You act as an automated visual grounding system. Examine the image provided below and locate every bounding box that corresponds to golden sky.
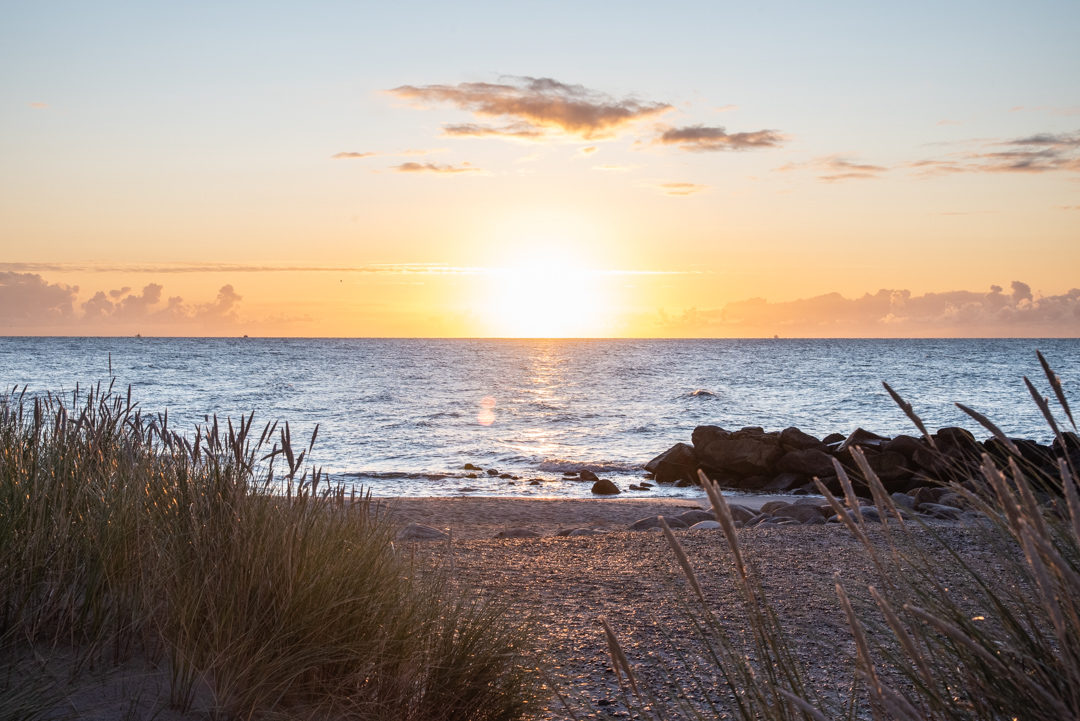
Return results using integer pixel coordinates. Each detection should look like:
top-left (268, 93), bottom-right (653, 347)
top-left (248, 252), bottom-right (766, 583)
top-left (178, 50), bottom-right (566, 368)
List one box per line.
top-left (1, 2), bottom-right (1078, 337)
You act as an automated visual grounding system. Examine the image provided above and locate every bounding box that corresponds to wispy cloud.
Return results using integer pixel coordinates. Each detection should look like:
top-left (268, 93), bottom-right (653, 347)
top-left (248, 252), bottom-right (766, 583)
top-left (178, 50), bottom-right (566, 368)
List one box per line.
top-left (28, 102), bottom-right (48, 109)
top-left (441, 122), bottom-right (544, 139)
top-left (392, 161), bottom-right (483, 174)
top-left (332, 151), bottom-right (377, 159)
top-left (389, 76), bottom-right (671, 140)
top-left (912, 131), bottom-right (1080, 175)
top-left (654, 125), bottom-right (784, 152)
top-left (592, 163), bottom-right (635, 172)
top-left (778, 155), bottom-right (888, 182)
top-left (655, 281), bottom-right (1080, 337)
top-left (655, 181), bottom-right (708, 196)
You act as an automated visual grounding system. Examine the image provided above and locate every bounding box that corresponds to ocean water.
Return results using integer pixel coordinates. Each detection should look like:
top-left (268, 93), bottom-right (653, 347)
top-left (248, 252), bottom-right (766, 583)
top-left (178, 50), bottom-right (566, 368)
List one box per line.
top-left (1, 338), bottom-right (1076, 498)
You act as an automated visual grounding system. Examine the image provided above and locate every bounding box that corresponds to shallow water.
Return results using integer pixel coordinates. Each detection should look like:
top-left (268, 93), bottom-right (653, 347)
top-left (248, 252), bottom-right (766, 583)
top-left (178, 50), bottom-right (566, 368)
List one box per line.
top-left (1, 337), bottom-right (1076, 498)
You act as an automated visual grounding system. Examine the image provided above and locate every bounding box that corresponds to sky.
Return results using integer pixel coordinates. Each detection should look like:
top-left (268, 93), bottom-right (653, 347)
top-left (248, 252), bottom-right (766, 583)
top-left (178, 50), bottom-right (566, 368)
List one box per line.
top-left (1, 0), bottom-right (1078, 337)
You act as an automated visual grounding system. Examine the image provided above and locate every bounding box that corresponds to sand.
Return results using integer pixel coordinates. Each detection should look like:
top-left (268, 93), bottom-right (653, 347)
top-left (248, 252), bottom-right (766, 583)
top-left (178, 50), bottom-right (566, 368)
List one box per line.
top-left (387, 495), bottom-right (1002, 720)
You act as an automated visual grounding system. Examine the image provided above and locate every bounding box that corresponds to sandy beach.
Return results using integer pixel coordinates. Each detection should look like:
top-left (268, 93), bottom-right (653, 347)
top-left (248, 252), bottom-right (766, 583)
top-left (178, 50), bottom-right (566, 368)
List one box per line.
top-left (385, 495), bottom-right (998, 720)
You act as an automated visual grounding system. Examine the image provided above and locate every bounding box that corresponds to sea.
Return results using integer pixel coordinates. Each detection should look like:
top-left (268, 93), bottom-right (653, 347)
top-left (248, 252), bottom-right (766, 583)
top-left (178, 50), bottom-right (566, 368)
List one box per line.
top-left (1, 338), bottom-right (1076, 498)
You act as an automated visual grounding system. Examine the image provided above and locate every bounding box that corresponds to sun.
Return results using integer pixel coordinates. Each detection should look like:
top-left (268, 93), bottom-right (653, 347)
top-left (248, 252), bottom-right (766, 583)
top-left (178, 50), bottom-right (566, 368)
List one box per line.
top-left (480, 250), bottom-right (612, 338)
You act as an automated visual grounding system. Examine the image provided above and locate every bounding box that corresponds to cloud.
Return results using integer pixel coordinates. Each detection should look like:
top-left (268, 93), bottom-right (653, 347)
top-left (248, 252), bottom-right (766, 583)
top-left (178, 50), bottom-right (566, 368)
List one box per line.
top-left (332, 151), bottom-right (377, 159)
top-left (389, 76), bottom-right (671, 140)
top-left (655, 181), bottom-right (708, 196)
top-left (653, 282), bottom-right (1080, 337)
top-left (912, 131), bottom-right (1080, 175)
top-left (778, 155), bottom-right (888, 182)
top-left (580, 146), bottom-right (598, 156)
top-left (593, 164), bottom-right (634, 172)
top-left (0, 262), bottom-right (498, 275)
top-left (441, 122), bottom-right (544, 139)
top-left (28, 102), bottom-right (48, 109)
top-left (0, 273), bottom-right (248, 333)
top-left (0, 272), bottom-right (78, 324)
top-left (655, 125), bottom-right (784, 152)
top-left (392, 161), bottom-right (482, 174)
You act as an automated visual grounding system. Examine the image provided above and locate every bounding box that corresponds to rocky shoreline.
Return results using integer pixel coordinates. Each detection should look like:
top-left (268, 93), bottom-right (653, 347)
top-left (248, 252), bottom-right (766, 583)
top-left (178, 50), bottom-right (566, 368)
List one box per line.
top-left (645, 423), bottom-right (1079, 497)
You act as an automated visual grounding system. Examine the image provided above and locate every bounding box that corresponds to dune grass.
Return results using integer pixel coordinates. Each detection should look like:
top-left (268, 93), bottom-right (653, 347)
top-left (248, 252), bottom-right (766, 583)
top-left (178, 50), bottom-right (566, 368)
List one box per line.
top-left (608, 350), bottom-right (1080, 720)
top-left (0, 383), bottom-right (544, 720)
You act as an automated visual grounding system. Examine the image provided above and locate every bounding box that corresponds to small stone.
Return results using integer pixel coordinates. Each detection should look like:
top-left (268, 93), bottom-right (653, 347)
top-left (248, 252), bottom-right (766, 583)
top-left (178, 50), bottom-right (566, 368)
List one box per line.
top-left (486, 468), bottom-right (500, 476)
top-left (529, 479), bottom-right (541, 485)
top-left (498, 473), bottom-right (513, 479)
top-left (463, 463), bottom-right (482, 471)
top-left (495, 528), bottom-right (541, 539)
top-left (591, 478), bottom-right (620, 495)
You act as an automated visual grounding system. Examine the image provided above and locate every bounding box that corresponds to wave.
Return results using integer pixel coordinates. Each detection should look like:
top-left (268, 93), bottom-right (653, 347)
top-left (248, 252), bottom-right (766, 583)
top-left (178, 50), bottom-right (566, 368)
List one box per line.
top-left (684, 389), bottom-right (717, 398)
top-left (536, 458), bottom-right (643, 473)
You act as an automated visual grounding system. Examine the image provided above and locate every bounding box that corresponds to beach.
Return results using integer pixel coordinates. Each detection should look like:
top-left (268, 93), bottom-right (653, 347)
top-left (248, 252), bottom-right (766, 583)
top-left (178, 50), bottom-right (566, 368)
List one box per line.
top-left (388, 496), bottom-right (998, 719)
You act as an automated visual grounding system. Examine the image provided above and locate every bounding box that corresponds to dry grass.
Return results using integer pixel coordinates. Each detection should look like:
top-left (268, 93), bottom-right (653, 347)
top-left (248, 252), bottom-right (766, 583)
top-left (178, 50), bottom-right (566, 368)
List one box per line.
top-left (610, 350), bottom-right (1080, 720)
top-left (0, 383), bottom-right (544, 720)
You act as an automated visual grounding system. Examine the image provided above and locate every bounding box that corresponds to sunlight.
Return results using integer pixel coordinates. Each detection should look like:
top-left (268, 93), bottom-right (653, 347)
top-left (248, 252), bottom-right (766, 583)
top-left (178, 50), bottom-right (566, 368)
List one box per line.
top-left (481, 249), bottom-right (611, 338)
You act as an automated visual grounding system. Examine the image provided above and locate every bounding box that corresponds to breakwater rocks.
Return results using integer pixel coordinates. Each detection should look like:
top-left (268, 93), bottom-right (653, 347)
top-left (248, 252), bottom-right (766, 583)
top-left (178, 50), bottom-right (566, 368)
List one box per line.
top-left (646, 425), bottom-right (1080, 497)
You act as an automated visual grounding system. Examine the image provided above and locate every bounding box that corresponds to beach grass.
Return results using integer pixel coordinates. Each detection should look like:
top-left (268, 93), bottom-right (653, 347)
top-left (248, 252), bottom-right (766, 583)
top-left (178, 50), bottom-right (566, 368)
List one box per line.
top-left (0, 383), bottom-right (544, 720)
top-left (608, 350), bottom-right (1080, 720)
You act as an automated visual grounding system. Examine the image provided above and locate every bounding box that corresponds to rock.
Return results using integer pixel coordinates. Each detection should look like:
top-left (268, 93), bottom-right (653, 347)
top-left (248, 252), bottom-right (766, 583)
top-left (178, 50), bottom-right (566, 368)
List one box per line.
top-left (697, 435), bottom-right (783, 477)
top-left (495, 528), bottom-right (541, 539)
top-left (935, 427), bottom-right (980, 457)
top-left (839, 428), bottom-right (890, 452)
top-left (562, 471), bottom-right (578, 477)
top-left (644, 442), bottom-right (699, 485)
top-left (689, 520), bottom-right (723, 531)
top-left (691, 425), bottom-right (730, 451)
top-left (822, 432), bottom-right (846, 446)
top-left (639, 482), bottom-right (654, 489)
top-left (568, 528), bottom-right (605, 536)
top-left (499, 473), bottom-right (513, 479)
top-left (529, 479), bottom-right (541, 485)
top-left (866, 451), bottom-right (910, 482)
top-left (463, 463), bottom-right (482, 471)
top-left (726, 504), bottom-right (758, 523)
top-left (911, 486), bottom-right (947, 508)
top-left (771, 504), bottom-right (826, 524)
top-left (627, 484), bottom-right (646, 491)
top-left (919, 502), bottom-right (962, 520)
top-left (578, 469), bottom-right (600, 482)
top-left (883, 435), bottom-right (925, 459)
top-left (677, 509), bottom-right (715, 525)
top-left (760, 501), bottom-right (792, 515)
top-left (465, 473), bottom-right (478, 479)
top-left (591, 478), bottom-right (620, 495)
top-left (936, 492), bottom-right (967, 509)
top-left (737, 474), bottom-right (772, 490)
top-left (486, 468), bottom-right (500, 476)
top-left (397, 523), bottom-right (449, 541)
top-left (891, 492), bottom-right (916, 510)
top-left (776, 448), bottom-right (836, 478)
top-left (675, 478), bottom-right (694, 488)
top-left (780, 426), bottom-right (825, 451)
top-left (628, 515), bottom-right (688, 531)
top-left (763, 472), bottom-right (805, 492)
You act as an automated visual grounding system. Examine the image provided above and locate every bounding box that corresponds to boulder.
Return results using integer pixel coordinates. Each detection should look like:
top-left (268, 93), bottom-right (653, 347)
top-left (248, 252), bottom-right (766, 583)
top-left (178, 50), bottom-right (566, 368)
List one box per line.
top-left (463, 463), bottom-right (482, 471)
top-left (495, 528), bottom-right (541, 539)
top-left (760, 501), bottom-right (793, 515)
top-left (486, 468), bottom-right (500, 476)
top-left (644, 442), bottom-right (699, 485)
top-left (726, 504), bottom-right (758, 523)
top-left (866, 451), bottom-right (910, 481)
top-left (697, 436), bottom-right (783, 477)
top-left (822, 432), bottom-right (846, 446)
top-left (771, 504), bottom-right (826, 524)
top-left (780, 426), bottom-right (826, 451)
top-left (891, 492), bottom-right (916, 510)
top-left (628, 515), bottom-right (688, 531)
top-left (397, 523), bottom-right (449, 541)
top-left (677, 509), bottom-right (715, 525)
top-left (919, 502), bottom-right (962, 520)
top-left (763, 472), bottom-right (805, 492)
top-left (692, 425), bottom-right (730, 451)
top-left (736, 474), bottom-right (773, 490)
top-left (578, 469), bottom-right (600, 482)
top-left (688, 520), bottom-right (723, 531)
top-left (776, 448), bottom-right (836, 478)
top-left (839, 428), bottom-right (891, 452)
top-left (591, 478), bottom-right (620, 495)
top-left (911, 485), bottom-right (947, 508)
top-left (883, 434), bottom-right (925, 459)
